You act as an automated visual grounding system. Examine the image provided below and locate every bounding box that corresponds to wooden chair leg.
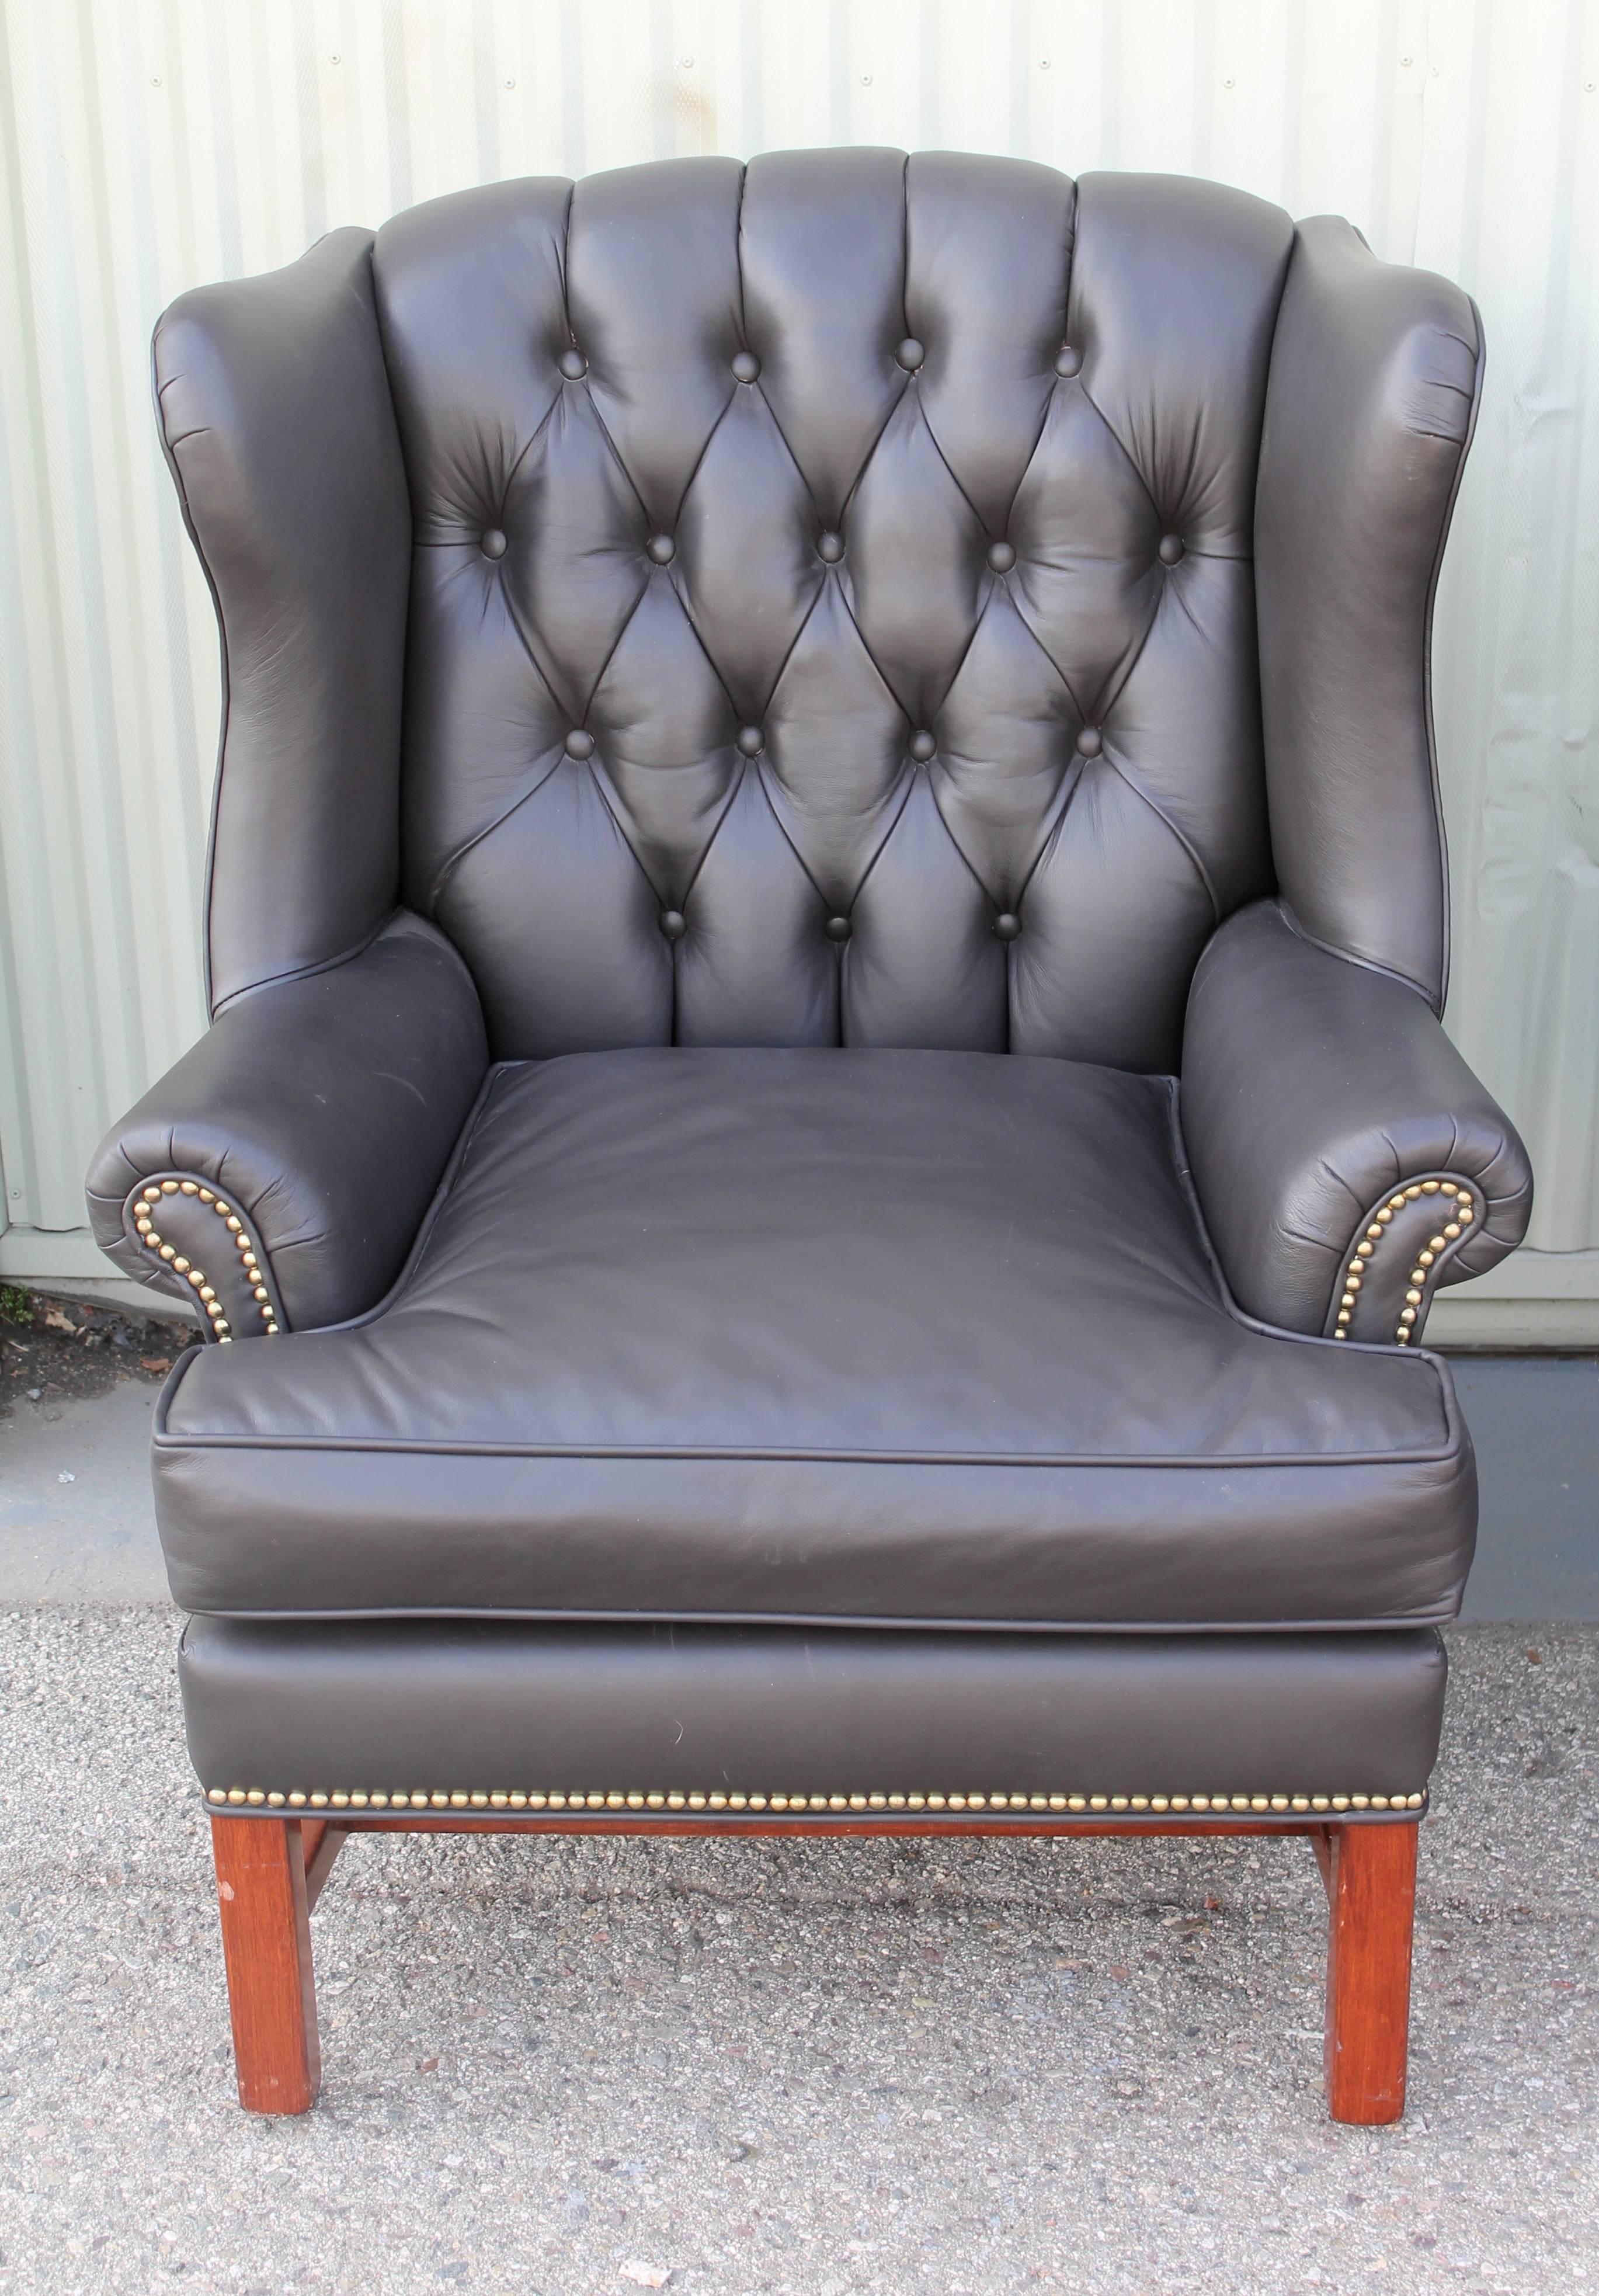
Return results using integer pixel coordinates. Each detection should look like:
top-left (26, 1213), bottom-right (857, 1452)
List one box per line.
top-left (1323, 1820), bottom-right (1417, 2124)
top-left (210, 1816), bottom-right (321, 2113)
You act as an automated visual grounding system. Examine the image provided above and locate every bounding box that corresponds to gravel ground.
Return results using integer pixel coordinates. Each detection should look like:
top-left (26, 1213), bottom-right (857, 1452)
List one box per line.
top-left (0, 1610), bottom-right (1593, 2295)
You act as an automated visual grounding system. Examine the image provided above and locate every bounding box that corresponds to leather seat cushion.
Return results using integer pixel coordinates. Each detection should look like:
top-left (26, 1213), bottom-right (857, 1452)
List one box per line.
top-left (154, 1047), bottom-right (1473, 1627)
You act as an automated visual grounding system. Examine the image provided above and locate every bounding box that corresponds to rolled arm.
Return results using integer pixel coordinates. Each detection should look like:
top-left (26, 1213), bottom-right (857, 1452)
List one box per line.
top-left (1181, 902), bottom-right (1532, 1345)
top-left (86, 914), bottom-right (488, 1340)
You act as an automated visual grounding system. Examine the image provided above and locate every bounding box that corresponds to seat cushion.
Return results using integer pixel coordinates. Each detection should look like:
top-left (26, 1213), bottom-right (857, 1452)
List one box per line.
top-left (154, 1047), bottom-right (1474, 1627)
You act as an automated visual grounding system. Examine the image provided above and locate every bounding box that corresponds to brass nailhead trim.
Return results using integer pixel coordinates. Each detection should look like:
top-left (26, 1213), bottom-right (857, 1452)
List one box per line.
top-left (208, 1782), bottom-right (1427, 1815)
top-left (134, 1182), bottom-right (279, 1340)
top-left (1333, 1182), bottom-right (1475, 1345)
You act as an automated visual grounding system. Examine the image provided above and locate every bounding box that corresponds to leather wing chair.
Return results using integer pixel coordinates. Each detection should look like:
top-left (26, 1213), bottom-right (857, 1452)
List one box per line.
top-left (88, 150), bottom-right (1532, 2124)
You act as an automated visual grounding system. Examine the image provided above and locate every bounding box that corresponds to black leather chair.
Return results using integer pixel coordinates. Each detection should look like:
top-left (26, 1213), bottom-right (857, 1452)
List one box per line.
top-left (89, 150), bottom-right (1532, 2123)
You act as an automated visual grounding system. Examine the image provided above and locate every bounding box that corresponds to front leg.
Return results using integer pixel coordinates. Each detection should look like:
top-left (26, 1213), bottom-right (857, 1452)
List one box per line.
top-left (1322, 1821), bottom-right (1418, 2124)
top-left (210, 1816), bottom-right (321, 2113)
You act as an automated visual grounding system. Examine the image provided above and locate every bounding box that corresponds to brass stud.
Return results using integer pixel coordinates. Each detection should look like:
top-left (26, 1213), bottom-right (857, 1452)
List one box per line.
top-left (161, 1180), bottom-right (179, 1194)
top-left (330, 1791), bottom-right (349, 1809)
top-left (1089, 1794), bottom-right (1108, 1811)
top-left (1419, 1250), bottom-right (1435, 1267)
top-left (888, 1794), bottom-right (906, 1809)
top-left (1311, 1795), bottom-right (1330, 1811)
top-left (1067, 1794), bottom-right (1087, 1811)
top-left (1290, 1795), bottom-right (1309, 1811)
top-left (287, 1791), bottom-right (306, 1807)
top-left (159, 1244), bottom-right (176, 1260)
top-left (1388, 1194), bottom-right (1407, 1211)
top-left (1170, 1795), bottom-right (1190, 1811)
top-left (870, 1793), bottom-right (888, 1809)
top-left (667, 1792), bottom-right (686, 1809)
top-left (1270, 1795), bottom-right (1289, 1811)
top-left (310, 1792), bottom-right (329, 1808)
top-left (1351, 1794), bottom-right (1371, 1810)
top-left (225, 1214), bottom-right (241, 1231)
top-left (731, 1794), bottom-right (748, 1809)
top-left (1357, 1241), bottom-right (1374, 1259)
top-left (135, 1218), bottom-right (153, 1236)
top-left (1458, 1206), bottom-right (1474, 1224)
top-left (180, 1180), bottom-right (199, 1194)
top-left (1331, 1795), bottom-right (1350, 1811)
top-left (1444, 1221), bottom-right (1461, 1238)
top-left (1404, 1186), bottom-right (1421, 1200)
top-left (208, 1787), bottom-right (227, 1804)
top-left (1399, 1306), bottom-right (1417, 1325)
top-left (1405, 1288), bottom-right (1423, 1306)
top-left (1421, 1180), bottom-right (1440, 1193)
top-left (199, 1189), bottom-right (215, 1203)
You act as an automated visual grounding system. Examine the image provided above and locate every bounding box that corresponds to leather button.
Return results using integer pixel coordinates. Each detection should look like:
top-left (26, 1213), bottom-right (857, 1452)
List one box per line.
top-left (480, 529), bottom-right (507, 560)
top-left (736, 725), bottom-right (765, 758)
top-left (558, 348), bottom-right (588, 380)
top-left (1158, 534), bottom-right (1185, 565)
top-left (659, 909), bottom-right (686, 940)
top-left (895, 336), bottom-right (924, 372)
top-left (1075, 726), bottom-right (1103, 758)
top-left (564, 729), bottom-right (596, 760)
top-left (647, 534), bottom-right (676, 565)
top-left (1055, 345), bottom-right (1083, 378)
top-left (987, 540), bottom-right (1016, 573)
top-left (995, 912), bottom-right (1022, 941)
top-left (908, 729), bottom-right (937, 763)
top-left (825, 915), bottom-right (852, 943)
top-left (817, 531), bottom-right (845, 564)
top-left (731, 350), bottom-right (761, 383)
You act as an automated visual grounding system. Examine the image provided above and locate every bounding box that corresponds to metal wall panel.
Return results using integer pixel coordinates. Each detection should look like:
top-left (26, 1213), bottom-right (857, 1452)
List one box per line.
top-left (2, 0), bottom-right (1595, 1324)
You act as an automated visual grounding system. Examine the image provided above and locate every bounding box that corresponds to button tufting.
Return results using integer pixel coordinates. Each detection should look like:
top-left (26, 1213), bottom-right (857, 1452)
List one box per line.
top-left (908, 729), bottom-right (937, 763)
top-left (895, 336), bottom-right (924, 372)
top-left (817, 530), bottom-right (845, 564)
top-left (480, 529), bottom-right (507, 560)
top-left (731, 349), bottom-right (760, 383)
top-left (736, 725), bottom-right (765, 758)
top-left (987, 540), bottom-right (1016, 573)
top-left (659, 910), bottom-right (686, 940)
top-left (995, 913), bottom-right (1022, 941)
top-left (1055, 346), bottom-right (1083, 378)
top-left (1076, 726), bottom-right (1103, 758)
top-left (558, 348), bottom-right (588, 380)
top-left (1158, 534), bottom-right (1185, 565)
top-left (564, 729), bottom-right (596, 760)
top-left (646, 534), bottom-right (676, 565)
top-left (825, 915), bottom-right (853, 943)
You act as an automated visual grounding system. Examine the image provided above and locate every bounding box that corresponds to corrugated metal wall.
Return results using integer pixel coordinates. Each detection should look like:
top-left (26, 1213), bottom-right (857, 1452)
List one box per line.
top-left (2, 0), bottom-right (1596, 1336)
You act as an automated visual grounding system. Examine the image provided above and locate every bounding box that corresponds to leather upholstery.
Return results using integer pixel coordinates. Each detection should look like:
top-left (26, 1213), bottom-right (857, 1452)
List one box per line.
top-left (84, 152), bottom-right (1538, 1802)
top-left (1183, 902), bottom-right (1533, 1338)
top-left (154, 227), bottom-right (412, 1015)
top-left (178, 1617), bottom-right (1449, 1807)
top-left (87, 915), bottom-right (486, 1332)
top-left (1256, 217), bottom-right (1482, 1006)
top-left (374, 157), bottom-right (1289, 1071)
top-left (154, 1047), bottom-right (1474, 1628)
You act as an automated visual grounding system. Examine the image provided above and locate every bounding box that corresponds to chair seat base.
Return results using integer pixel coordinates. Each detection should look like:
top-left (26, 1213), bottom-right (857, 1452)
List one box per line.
top-left (210, 1808), bottom-right (1417, 2127)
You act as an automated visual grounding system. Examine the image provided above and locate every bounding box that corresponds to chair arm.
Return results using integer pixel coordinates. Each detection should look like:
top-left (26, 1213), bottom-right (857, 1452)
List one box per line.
top-left (85, 914), bottom-right (488, 1340)
top-left (1180, 902), bottom-right (1532, 1344)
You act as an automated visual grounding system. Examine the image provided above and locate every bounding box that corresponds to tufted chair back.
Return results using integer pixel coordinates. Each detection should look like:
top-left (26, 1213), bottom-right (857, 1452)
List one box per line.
top-left (368, 151), bottom-right (1295, 1070)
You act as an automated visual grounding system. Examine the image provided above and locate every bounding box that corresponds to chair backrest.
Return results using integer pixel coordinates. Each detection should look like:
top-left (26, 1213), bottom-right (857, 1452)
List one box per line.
top-left (370, 152), bottom-right (1296, 1069)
